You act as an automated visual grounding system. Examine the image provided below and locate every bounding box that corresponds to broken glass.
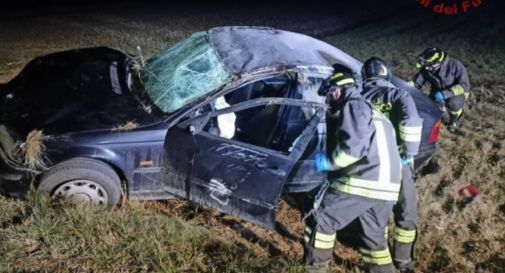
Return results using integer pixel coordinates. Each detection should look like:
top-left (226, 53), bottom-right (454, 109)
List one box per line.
top-left (141, 32), bottom-right (231, 113)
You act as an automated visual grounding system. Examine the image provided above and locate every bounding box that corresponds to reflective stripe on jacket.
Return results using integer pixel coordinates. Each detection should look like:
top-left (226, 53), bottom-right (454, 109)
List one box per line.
top-left (326, 88), bottom-right (401, 203)
top-left (412, 56), bottom-right (470, 99)
top-left (362, 79), bottom-right (423, 157)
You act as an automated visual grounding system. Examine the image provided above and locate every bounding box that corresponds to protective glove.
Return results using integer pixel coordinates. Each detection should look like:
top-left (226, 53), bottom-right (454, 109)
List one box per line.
top-left (315, 152), bottom-right (335, 172)
top-left (400, 156), bottom-right (414, 165)
top-left (434, 91), bottom-right (445, 102)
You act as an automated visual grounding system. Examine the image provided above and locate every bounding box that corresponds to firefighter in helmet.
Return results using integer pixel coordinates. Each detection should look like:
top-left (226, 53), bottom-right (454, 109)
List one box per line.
top-left (304, 64), bottom-right (402, 273)
top-left (411, 48), bottom-right (470, 132)
top-left (361, 57), bottom-right (423, 273)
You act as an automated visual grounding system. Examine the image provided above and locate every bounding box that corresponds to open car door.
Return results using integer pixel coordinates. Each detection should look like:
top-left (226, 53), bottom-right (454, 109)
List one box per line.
top-left (162, 98), bottom-right (325, 228)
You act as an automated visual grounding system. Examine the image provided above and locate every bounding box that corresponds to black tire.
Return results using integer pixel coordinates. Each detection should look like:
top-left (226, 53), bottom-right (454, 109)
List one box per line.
top-left (37, 158), bottom-right (121, 206)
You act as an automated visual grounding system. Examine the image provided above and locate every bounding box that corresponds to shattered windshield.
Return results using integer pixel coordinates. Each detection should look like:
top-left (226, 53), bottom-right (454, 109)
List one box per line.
top-left (141, 32), bottom-right (231, 113)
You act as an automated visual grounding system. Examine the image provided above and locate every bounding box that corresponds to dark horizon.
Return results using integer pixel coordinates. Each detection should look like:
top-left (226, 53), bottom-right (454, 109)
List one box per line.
top-left (1, 0), bottom-right (502, 42)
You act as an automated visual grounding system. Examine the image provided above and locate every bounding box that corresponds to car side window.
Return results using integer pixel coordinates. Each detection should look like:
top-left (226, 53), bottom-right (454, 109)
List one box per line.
top-left (179, 74), bottom-right (324, 154)
top-left (203, 104), bottom-right (319, 154)
top-left (225, 75), bottom-right (290, 104)
top-left (292, 76), bottom-right (329, 159)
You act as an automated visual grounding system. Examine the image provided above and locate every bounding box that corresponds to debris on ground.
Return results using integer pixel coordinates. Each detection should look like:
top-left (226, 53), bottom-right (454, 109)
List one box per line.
top-left (112, 121), bottom-right (139, 131)
top-left (458, 185), bottom-right (479, 198)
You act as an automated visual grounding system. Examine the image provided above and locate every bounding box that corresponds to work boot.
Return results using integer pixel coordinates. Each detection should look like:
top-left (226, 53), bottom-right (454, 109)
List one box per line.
top-left (394, 241), bottom-right (416, 272)
top-left (448, 121), bottom-right (458, 133)
top-left (395, 259), bottom-right (416, 273)
top-left (447, 113), bottom-right (461, 133)
top-left (365, 263), bottom-right (395, 273)
top-left (305, 261), bottom-right (330, 273)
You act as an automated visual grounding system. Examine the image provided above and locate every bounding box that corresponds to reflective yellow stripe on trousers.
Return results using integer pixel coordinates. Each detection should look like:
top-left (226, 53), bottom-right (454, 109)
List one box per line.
top-left (394, 227), bottom-right (416, 243)
top-left (314, 231), bottom-right (336, 249)
top-left (304, 226), bottom-right (312, 244)
top-left (305, 225), bottom-right (336, 249)
top-left (359, 248), bottom-right (393, 265)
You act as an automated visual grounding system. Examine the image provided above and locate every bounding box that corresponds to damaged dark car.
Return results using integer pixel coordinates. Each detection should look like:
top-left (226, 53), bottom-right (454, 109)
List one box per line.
top-left (0, 26), bottom-right (442, 228)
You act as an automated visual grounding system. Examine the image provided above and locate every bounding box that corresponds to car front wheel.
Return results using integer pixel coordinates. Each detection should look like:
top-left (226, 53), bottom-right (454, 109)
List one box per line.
top-left (37, 158), bottom-right (122, 206)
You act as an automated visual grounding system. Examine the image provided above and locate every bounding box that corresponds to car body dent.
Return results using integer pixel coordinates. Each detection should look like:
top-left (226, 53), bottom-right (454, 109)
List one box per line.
top-left (162, 99), bottom-right (325, 228)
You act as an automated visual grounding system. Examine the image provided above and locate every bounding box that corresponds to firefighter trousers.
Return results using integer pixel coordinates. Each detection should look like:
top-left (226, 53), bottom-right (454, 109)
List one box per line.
top-left (392, 162), bottom-right (417, 270)
top-left (304, 191), bottom-right (395, 273)
top-left (444, 94), bottom-right (466, 123)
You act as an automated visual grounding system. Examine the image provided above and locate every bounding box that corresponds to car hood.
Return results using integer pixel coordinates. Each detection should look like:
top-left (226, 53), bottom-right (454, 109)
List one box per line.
top-left (0, 47), bottom-right (161, 137)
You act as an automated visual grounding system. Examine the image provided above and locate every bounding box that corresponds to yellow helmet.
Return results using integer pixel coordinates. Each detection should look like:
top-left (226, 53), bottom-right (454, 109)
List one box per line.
top-left (417, 48), bottom-right (447, 69)
top-left (318, 64), bottom-right (356, 96)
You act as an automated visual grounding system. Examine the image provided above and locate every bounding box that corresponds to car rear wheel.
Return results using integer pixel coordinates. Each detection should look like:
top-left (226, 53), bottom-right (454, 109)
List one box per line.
top-left (37, 158), bottom-right (121, 206)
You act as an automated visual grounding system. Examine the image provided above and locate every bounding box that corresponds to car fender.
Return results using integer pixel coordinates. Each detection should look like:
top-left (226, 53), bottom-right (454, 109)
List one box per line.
top-left (42, 143), bottom-right (129, 182)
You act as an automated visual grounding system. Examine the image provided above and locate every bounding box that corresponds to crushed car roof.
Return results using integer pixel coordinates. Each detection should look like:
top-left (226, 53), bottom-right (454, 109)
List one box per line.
top-left (142, 26), bottom-right (363, 114)
top-left (208, 26), bottom-right (361, 74)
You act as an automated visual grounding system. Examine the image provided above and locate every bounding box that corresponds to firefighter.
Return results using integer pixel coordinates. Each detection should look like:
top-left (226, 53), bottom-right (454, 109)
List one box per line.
top-left (411, 48), bottom-right (470, 132)
top-left (304, 64), bottom-right (401, 273)
top-left (361, 57), bottom-right (423, 273)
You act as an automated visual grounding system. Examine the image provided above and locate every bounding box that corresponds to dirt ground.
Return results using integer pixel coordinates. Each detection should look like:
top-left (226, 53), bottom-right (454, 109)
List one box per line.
top-left (1, 2), bottom-right (505, 272)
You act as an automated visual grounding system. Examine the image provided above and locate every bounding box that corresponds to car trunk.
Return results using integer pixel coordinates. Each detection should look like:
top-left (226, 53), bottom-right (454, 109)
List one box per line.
top-left (392, 76), bottom-right (443, 165)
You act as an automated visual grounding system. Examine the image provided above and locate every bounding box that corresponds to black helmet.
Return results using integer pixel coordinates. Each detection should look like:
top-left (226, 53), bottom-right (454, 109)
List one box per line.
top-left (417, 48), bottom-right (447, 68)
top-left (361, 57), bottom-right (392, 81)
top-left (318, 64), bottom-right (356, 96)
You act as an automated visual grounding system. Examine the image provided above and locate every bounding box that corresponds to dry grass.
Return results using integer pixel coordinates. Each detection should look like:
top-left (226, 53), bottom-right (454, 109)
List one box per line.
top-left (412, 89), bottom-right (505, 273)
top-left (20, 130), bottom-right (46, 170)
top-left (0, 3), bottom-right (504, 273)
top-left (323, 8), bottom-right (505, 273)
top-left (112, 121), bottom-right (139, 132)
top-left (322, 9), bottom-right (505, 273)
top-left (0, 191), bottom-right (304, 273)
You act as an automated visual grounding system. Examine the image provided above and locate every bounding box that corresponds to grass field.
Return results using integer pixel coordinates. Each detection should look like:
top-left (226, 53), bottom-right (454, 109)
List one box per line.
top-left (1, 2), bottom-right (504, 273)
top-left (324, 8), bottom-right (505, 273)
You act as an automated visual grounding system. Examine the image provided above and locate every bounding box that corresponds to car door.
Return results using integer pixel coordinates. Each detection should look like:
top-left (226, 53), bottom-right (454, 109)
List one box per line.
top-left (162, 97), bottom-right (325, 228)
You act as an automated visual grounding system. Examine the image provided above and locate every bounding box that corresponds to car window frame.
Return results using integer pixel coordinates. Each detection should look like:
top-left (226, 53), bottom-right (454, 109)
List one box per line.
top-left (176, 97), bottom-right (327, 160)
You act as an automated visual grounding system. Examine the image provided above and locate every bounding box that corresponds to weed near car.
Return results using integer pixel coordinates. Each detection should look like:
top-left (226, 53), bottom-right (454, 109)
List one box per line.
top-left (0, 190), bottom-right (304, 273)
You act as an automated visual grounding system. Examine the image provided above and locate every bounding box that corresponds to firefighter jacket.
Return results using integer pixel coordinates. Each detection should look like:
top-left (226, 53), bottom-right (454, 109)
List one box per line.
top-left (362, 79), bottom-right (423, 157)
top-left (413, 56), bottom-right (470, 99)
top-left (326, 87), bottom-right (401, 203)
